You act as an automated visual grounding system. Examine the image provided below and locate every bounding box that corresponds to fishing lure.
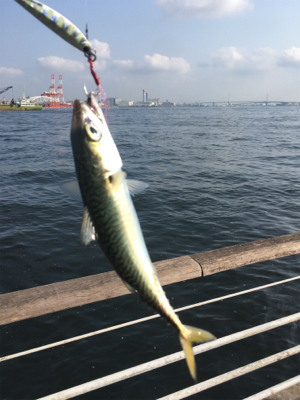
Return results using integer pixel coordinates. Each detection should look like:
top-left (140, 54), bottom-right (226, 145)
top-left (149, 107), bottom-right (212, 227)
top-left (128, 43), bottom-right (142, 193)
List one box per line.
top-left (14, 0), bottom-right (103, 89)
top-left (14, 0), bottom-right (96, 60)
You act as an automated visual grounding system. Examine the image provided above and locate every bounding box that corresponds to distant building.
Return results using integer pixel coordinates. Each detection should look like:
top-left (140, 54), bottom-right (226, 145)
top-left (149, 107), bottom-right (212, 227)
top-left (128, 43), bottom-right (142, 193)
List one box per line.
top-left (118, 100), bottom-right (133, 107)
top-left (162, 100), bottom-right (175, 106)
top-left (148, 98), bottom-right (161, 106)
top-left (134, 101), bottom-right (155, 107)
top-left (107, 98), bottom-right (115, 107)
top-left (107, 97), bottom-right (122, 107)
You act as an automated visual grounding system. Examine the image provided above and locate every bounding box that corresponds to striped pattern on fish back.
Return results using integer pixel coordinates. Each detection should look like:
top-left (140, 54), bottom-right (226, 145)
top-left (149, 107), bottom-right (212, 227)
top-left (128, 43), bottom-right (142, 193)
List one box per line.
top-left (82, 162), bottom-right (178, 327)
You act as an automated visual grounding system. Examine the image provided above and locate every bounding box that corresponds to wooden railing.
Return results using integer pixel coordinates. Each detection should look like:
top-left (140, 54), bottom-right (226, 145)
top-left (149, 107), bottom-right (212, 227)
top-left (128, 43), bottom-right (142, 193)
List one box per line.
top-left (1, 232), bottom-right (299, 325)
top-left (1, 233), bottom-right (299, 400)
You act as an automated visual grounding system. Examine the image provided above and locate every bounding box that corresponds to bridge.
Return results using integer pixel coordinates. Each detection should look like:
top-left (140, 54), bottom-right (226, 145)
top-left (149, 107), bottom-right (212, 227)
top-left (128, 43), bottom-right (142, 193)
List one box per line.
top-left (192, 100), bottom-right (299, 107)
top-left (30, 96), bottom-right (54, 104)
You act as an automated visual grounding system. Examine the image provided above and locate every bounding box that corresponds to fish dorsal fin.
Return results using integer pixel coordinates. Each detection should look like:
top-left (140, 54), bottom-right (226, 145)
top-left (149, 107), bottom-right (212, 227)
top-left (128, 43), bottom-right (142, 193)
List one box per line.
top-left (80, 207), bottom-right (96, 245)
top-left (127, 179), bottom-right (149, 197)
top-left (62, 180), bottom-right (81, 200)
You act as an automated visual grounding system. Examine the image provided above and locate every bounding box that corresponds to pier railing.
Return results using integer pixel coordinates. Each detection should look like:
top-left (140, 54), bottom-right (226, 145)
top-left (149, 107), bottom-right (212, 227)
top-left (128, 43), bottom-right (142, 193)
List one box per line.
top-left (1, 232), bottom-right (300, 399)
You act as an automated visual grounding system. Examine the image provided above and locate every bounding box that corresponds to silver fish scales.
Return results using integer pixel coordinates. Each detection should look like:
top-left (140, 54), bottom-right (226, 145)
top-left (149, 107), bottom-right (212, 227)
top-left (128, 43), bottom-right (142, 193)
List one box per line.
top-left (71, 93), bottom-right (216, 381)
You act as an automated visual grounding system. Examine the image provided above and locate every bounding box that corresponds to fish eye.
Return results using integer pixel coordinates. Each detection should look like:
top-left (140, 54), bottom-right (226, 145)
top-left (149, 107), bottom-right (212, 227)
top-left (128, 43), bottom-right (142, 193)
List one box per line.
top-left (86, 123), bottom-right (102, 141)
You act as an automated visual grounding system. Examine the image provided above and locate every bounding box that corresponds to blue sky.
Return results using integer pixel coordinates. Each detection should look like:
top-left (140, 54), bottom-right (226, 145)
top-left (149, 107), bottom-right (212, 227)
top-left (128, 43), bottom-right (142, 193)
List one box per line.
top-left (1, 0), bottom-right (299, 102)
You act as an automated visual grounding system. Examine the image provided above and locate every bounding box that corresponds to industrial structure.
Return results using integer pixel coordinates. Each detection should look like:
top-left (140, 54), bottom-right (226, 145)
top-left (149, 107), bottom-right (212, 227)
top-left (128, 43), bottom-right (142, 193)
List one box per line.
top-left (0, 86), bottom-right (43, 111)
top-left (39, 74), bottom-right (72, 108)
top-left (0, 86), bottom-right (13, 96)
top-left (1, 76), bottom-right (74, 109)
top-left (28, 74), bottom-right (73, 108)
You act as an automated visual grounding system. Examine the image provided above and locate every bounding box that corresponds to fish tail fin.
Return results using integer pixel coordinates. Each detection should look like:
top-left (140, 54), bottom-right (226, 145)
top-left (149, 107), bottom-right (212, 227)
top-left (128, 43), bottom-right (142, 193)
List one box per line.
top-left (179, 325), bottom-right (216, 382)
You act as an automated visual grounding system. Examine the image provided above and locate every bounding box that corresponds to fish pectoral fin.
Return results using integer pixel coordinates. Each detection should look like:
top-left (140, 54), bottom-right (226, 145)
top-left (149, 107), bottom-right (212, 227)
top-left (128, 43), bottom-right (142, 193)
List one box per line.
top-left (80, 207), bottom-right (96, 245)
top-left (61, 180), bottom-right (82, 201)
top-left (122, 279), bottom-right (136, 293)
top-left (109, 171), bottom-right (127, 188)
top-left (126, 179), bottom-right (149, 197)
top-left (179, 325), bottom-right (216, 382)
top-left (109, 172), bottom-right (148, 197)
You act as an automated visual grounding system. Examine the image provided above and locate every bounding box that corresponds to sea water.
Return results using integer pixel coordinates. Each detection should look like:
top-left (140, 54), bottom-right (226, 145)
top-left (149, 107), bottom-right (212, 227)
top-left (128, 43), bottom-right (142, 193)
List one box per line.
top-left (0, 106), bottom-right (299, 399)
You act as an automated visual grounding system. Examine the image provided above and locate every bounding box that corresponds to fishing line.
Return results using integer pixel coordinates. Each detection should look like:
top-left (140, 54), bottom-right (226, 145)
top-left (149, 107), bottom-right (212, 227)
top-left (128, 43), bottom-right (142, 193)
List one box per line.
top-left (85, 0), bottom-right (88, 33)
top-left (14, 0), bottom-right (102, 97)
top-left (83, 0), bottom-right (109, 119)
top-left (83, 0), bottom-right (100, 88)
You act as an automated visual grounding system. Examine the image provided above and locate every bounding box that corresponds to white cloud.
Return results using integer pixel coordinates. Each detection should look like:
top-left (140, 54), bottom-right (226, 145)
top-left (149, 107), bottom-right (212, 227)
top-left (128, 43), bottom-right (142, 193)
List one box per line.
top-left (156, 0), bottom-right (253, 18)
top-left (90, 40), bottom-right (111, 59)
top-left (112, 54), bottom-right (190, 74)
top-left (278, 47), bottom-right (300, 68)
top-left (37, 56), bottom-right (85, 72)
top-left (212, 46), bottom-right (244, 68)
top-left (0, 67), bottom-right (23, 76)
top-left (209, 46), bottom-right (300, 72)
top-left (93, 60), bottom-right (107, 71)
top-left (249, 47), bottom-right (275, 70)
top-left (212, 46), bottom-right (275, 71)
top-left (113, 59), bottom-right (135, 69)
top-left (143, 53), bottom-right (190, 73)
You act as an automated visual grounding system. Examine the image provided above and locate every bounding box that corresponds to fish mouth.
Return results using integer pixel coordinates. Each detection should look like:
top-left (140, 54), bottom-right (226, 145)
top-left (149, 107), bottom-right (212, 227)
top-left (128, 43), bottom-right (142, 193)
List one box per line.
top-left (73, 99), bottom-right (82, 114)
top-left (72, 100), bottom-right (84, 129)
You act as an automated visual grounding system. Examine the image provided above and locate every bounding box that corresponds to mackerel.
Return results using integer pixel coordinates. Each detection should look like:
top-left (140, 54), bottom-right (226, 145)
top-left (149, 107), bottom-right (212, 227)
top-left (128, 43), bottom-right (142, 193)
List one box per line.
top-left (70, 93), bottom-right (216, 381)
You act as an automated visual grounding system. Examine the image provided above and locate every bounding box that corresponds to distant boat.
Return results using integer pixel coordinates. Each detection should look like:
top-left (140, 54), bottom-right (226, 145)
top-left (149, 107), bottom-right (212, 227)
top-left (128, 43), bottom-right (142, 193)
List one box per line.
top-left (0, 90), bottom-right (42, 111)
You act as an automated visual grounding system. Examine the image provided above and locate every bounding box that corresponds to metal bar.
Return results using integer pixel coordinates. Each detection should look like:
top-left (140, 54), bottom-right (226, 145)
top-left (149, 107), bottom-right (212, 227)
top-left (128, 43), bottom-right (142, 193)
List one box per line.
top-left (1, 277), bottom-right (299, 363)
top-left (243, 375), bottom-right (300, 400)
top-left (36, 313), bottom-right (300, 400)
top-left (157, 346), bottom-right (300, 400)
